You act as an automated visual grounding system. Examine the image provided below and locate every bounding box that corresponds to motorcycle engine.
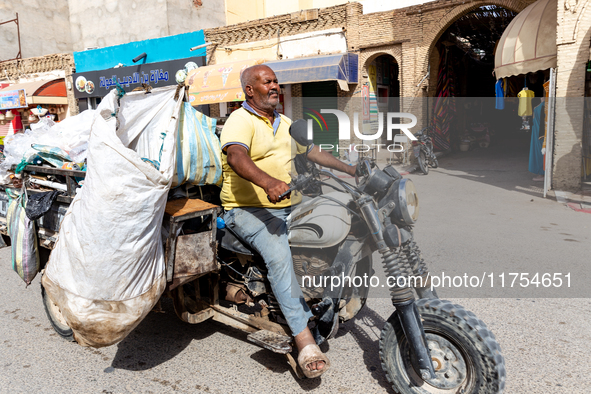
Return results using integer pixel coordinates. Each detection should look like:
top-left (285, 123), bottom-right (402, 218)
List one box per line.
top-left (292, 249), bottom-right (331, 298)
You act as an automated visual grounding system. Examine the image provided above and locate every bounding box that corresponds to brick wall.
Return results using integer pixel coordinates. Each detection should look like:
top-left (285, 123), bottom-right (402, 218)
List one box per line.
top-left (204, 4), bottom-right (348, 47)
top-left (552, 1), bottom-right (591, 191)
top-left (209, 104), bottom-right (220, 118)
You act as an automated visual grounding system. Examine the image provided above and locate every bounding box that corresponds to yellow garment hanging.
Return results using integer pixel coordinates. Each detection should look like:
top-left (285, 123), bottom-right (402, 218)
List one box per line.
top-left (517, 88), bottom-right (535, 116)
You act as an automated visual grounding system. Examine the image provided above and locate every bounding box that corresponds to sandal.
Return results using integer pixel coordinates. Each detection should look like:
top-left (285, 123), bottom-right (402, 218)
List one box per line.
top-left (297, 343), bottom-right (330, 378)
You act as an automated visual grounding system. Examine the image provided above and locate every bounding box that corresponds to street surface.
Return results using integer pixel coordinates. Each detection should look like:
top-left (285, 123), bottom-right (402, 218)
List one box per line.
top-left (1, 142), bottom-right (589, 393)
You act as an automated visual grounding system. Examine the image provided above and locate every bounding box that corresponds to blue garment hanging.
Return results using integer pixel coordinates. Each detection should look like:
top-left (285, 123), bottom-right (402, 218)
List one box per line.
top-left (495, 80), bottom-right (504, 110)
top-left (528, 103), bottom-right (545, 175)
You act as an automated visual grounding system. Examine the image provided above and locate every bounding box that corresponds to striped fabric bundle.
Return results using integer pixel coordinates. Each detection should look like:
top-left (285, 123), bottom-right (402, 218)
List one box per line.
top-left (432, 47), bottom-right (455, 152)
top-left (6, 189), bottom-right (40, 286)
top-left (173, 103), bottom-right (222, 187)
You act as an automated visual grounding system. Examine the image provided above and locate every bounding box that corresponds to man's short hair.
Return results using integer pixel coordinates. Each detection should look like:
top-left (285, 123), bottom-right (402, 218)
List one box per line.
top-left (241, 65), bottom-right (273, 93)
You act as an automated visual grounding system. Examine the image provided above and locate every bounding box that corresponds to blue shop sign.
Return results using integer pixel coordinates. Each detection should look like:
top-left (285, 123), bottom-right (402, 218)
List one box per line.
top-left (72, 56), bottom-right (205, 98)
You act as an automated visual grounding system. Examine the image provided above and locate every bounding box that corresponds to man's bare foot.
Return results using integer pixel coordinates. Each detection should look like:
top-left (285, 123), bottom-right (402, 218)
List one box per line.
top-left (294, 327), bottom-right (326, 371)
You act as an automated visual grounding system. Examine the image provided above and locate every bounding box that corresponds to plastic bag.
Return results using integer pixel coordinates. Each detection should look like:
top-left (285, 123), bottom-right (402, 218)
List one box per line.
top-left (25, 191), bottom-right (60, 221)
top-left (173, 103), bottom-right (222, 187)
top-left (43, 86), bottom-right (182, 347)
top-left (6, 188), bottom-right (40, 286)
top-left (31, 144), bottom-right (73, 168)
top-left (0, 110), bottom-right (95, 181)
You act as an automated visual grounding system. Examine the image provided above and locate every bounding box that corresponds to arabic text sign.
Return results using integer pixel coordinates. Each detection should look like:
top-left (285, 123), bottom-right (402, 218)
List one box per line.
top-left (72, 56), bottom-right (205, 98)
top-left (0, 89), bottom-right (28, 109)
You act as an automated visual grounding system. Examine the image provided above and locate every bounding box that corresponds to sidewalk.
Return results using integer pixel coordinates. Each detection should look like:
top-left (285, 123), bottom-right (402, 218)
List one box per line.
top-left (554, 187), bottom-right (591, 214)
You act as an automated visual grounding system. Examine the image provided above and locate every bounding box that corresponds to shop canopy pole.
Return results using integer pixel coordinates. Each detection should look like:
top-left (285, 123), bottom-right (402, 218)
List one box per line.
top-left (544, 68), bottom-right (556, 198)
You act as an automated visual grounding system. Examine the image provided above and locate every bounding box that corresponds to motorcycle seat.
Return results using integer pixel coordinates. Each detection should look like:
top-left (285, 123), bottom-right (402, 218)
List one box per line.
top-left (216, 227), bottom-right (254, 256)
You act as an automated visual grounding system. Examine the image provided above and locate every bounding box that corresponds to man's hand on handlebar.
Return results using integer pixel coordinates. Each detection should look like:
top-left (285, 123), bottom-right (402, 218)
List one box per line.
top-left (265, 178), bottom-right (291, 204)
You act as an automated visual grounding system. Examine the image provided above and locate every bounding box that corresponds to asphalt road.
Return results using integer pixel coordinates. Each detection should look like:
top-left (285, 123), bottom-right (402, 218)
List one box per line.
top-left (1, 143), bottom-right (589, 393)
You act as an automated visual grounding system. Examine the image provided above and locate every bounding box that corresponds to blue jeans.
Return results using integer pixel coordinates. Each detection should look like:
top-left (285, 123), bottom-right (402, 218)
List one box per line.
top-left (223, 206), bottom-right (313, 336)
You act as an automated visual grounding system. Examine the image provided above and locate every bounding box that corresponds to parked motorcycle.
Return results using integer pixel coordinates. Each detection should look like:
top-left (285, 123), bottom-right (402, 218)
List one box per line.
top-left (413, 128), bottom-right (438, 175)
top-left (38, 120), bottom-right (505, 393)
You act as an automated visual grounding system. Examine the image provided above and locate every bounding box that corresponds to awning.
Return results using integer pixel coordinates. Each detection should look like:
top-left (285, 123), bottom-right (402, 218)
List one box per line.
top-left (494, 0), bottom-right (557, 79)
top-left (266, 53), bottom-right (358, 91)
top-left (185, 59), bottom-right (265, 106)
top-left (0, 79), bottom-right (68, 108)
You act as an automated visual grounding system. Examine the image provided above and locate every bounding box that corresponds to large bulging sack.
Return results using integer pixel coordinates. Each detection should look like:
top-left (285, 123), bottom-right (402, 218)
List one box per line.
top-left (43, 86), bottom-right (183, 347)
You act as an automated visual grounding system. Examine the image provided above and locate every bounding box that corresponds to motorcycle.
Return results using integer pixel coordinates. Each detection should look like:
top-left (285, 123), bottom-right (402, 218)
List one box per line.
top-left (39, 120), bottom-right (505, 393)
top-left (413, 128), bottom-right (438, 175)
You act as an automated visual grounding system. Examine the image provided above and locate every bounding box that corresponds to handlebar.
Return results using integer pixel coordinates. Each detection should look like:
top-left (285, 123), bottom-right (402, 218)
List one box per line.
top-left (266, 188), bottom-right (293, 203)
top-left (266, 159), bottom-right (369, 203)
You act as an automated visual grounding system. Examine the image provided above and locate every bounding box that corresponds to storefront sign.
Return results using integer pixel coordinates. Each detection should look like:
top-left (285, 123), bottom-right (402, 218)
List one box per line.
top-left (0, 89), bottom-right (28, 109)
top-left (72, 56), bottom-right (205, 98)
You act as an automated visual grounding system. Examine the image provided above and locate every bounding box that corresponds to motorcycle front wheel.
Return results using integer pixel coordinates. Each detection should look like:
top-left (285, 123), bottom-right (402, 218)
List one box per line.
top-left (380, 299), bottom-right (505, 394)
top-left (418, 150), bottom-right (429, 175)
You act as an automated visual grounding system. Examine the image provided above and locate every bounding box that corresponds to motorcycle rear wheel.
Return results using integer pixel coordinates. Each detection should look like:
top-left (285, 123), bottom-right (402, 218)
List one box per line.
top-left (41, 282), bottom-right (75, 342)
top-left (379, 299), bottom-right (505, 394)
top-left (418, 151), bottom-right (429, 175)
top-left (429, 155), bottom-right (438, 169)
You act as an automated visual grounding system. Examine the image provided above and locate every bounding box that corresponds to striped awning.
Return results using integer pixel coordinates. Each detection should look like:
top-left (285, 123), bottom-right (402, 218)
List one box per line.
top-left (494, 0), bottom-right (557, 79)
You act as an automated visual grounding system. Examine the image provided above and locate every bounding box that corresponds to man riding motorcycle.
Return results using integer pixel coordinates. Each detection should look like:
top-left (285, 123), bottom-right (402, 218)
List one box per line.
top-left (220, 64), bottom-right (355, 378)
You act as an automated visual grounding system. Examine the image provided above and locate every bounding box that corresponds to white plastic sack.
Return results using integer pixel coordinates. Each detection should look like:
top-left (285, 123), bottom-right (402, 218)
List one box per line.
top-left (43, 86), bottom-right (183, 347)
top-left (50, 109), bottom-right (95, 152)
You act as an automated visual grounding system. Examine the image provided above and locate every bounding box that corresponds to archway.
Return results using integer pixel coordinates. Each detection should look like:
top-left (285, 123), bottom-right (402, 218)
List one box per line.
top-left (361, 53), bottom-right (400, 147)
top-left (426, 5), bottom-right (526, 153)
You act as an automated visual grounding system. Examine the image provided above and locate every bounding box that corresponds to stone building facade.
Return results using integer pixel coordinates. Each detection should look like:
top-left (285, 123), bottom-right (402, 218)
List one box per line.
top-left (1, 53), bottom-right (78, 117)
top-left (204, 0), bottom-right (591, 191)
top-left (2, 0), bottom-right (586, 190)
top-left (0, 0), bottom-right (226, 59)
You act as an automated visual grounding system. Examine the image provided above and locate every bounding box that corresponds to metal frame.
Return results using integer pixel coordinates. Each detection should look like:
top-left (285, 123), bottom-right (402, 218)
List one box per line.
top-left (164, 204), bottom-right (219, 282)
top-left (544, 68), bottom-right (556, 198)
top-left (23, 165), bottom-right (85, 199)
top-left (0, 13), bottom-right (22, 62)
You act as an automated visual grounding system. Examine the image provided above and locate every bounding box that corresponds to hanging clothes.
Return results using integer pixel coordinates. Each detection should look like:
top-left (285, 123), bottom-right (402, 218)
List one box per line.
top-left (517, 88), bottom-right (535, 116)
top-left (432, 47), bottom-right (455, 152)
top-left (529, 102), bottom-right (545, 175)
top-left (495, 79), bottom-right (505, 110)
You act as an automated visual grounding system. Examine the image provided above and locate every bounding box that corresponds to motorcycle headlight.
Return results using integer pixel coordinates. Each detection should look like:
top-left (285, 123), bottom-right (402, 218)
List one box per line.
top-left (391, 178), bottom-right (419, 226)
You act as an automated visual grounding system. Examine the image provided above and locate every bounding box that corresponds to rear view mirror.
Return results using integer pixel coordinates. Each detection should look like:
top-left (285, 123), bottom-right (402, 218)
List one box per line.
top-left (289, 119), bottom-right (312, 147)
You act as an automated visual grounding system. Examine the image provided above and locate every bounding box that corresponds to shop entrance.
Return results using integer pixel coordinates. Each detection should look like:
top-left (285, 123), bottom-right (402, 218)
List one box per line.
top-left (429, 6), bottom-right (522, 153)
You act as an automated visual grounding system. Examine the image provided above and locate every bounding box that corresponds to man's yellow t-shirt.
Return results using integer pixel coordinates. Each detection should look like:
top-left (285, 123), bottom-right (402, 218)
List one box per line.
top-left (220, 104), bottom-right (306, 209)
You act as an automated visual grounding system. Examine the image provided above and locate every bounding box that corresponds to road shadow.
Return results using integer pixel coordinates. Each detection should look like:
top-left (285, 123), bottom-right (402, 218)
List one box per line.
top-left (338, 304), bottom-right (394, 392)
top-left (111, 298), bottom-right (248, 371)
top-left (249, 349), bottom-right (322, 390)
top-left (432, 133), bottom-right (550, 199)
